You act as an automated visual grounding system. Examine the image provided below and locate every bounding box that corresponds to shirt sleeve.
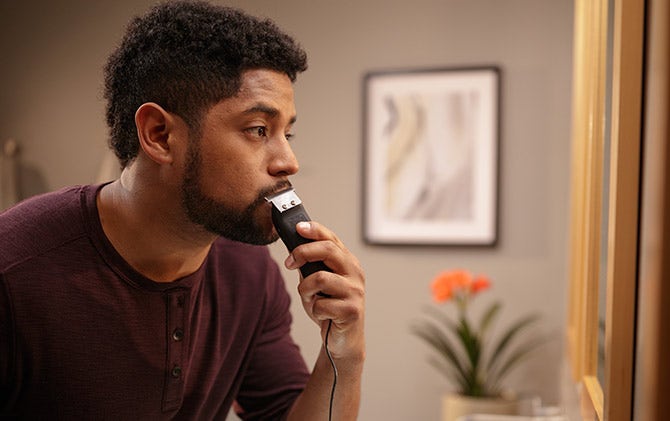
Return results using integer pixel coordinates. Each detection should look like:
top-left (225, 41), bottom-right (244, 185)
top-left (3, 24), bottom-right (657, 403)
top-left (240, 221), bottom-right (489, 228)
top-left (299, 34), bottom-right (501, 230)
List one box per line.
top-left (233, 262), bottom-right (310, 421)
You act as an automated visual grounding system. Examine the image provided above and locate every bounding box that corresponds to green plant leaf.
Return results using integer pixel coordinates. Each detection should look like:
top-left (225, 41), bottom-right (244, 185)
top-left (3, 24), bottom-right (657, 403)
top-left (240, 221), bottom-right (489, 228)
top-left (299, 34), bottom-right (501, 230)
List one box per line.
top-left (487, 336), bottom-right (547, 392)
top-left (421, 306), bottom-right (479, 372)
top-left (411, 322), bottom-right (469, 386)
top-left (456, 318), bottom-right (481, 374)
top-left (486, 313), bottom-right (540, 374)
top-left (428, 356), bottom-right (470, 394)
top-left (479, 301), bottom-right (502, 337)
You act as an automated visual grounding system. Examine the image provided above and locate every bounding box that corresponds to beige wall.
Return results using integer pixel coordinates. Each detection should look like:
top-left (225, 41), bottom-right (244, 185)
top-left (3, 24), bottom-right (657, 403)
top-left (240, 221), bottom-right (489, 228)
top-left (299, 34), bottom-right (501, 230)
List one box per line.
top-left (0, 1), bottom-right (574, 419)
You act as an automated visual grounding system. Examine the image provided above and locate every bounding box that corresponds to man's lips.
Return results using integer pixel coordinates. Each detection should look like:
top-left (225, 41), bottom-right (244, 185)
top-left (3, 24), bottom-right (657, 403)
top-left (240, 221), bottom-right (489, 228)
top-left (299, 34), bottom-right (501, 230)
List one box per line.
top-left (264, 181), bottom-right (293, 200)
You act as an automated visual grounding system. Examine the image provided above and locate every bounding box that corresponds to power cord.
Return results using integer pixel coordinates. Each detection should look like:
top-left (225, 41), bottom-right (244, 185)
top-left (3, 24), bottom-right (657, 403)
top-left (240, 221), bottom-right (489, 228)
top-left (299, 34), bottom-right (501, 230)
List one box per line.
top-left (324, 319), bottom-right (338, 421)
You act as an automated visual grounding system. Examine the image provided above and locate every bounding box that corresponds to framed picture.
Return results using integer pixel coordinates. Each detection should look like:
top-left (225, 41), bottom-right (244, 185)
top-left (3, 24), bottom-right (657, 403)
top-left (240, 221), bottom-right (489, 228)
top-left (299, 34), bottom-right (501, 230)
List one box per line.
top-left (363, 67), bottom-right (500, 245)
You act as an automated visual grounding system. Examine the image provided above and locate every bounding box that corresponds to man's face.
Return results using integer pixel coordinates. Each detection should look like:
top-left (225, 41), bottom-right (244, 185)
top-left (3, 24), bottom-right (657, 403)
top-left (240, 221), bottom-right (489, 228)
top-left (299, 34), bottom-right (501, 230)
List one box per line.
top-left (180, 69), bottom-right (299, 244)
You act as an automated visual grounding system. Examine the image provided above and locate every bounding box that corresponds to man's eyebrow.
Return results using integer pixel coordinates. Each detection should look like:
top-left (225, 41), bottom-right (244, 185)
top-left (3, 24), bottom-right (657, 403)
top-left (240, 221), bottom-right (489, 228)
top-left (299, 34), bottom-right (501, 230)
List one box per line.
top-left (243, 104), bottom-right (297, 124)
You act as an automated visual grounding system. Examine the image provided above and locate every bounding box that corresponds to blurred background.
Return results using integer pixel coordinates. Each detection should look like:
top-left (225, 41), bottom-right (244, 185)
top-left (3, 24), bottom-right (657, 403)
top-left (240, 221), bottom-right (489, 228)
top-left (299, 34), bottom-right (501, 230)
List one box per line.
top-left (0, 0), bottom-right (574, 419)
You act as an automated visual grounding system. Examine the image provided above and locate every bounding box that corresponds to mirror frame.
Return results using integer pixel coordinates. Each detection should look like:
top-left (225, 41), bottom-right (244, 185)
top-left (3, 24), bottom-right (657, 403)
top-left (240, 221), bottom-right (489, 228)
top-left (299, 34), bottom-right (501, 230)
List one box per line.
top-left (567, 0), bottom-right (645, 419)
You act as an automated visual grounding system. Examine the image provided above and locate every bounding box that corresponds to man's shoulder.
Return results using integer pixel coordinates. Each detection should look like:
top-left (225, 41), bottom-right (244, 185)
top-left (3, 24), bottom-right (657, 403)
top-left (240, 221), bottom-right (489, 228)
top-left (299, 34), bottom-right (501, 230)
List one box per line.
top-left (0, 185), bottom-right (91, 271)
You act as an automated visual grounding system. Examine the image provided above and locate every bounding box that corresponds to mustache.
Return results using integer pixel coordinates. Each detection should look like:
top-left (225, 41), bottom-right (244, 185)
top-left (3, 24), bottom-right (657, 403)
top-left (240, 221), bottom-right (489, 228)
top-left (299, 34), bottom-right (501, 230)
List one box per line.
top-left (252, 180), bottom-right (293, 209)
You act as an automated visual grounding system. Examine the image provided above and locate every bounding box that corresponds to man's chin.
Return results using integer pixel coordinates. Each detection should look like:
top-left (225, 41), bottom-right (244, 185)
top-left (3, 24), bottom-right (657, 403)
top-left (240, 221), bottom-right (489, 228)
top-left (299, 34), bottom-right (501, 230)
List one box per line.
top-left (259, 223), bottom-right (281, 245)
top-left (216, 230), bottom-right (277, 246)
top-left (227, 220), bottom-right (279, 246)
top-left (189, 196), bottom-right (279, 245)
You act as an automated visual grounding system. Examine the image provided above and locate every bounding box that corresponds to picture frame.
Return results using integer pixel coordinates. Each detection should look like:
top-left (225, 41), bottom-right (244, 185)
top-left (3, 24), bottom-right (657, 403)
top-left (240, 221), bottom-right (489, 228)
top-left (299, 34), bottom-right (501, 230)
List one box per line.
top-left (363, 66), bottom-right (500, 246)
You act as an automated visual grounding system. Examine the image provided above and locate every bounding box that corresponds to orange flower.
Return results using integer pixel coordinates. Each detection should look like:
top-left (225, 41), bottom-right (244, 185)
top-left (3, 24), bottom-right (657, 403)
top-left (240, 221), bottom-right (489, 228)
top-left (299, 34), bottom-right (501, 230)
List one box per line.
top-left (470, 275), bottom-right (491, 294)
top-left (431, 269), bottom-right (473, 303)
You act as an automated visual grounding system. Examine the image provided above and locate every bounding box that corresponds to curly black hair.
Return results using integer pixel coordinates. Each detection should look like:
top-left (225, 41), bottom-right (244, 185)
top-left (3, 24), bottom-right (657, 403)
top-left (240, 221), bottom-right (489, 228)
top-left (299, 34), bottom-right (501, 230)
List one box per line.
top-left (103, 1), bottom-right (308, 168)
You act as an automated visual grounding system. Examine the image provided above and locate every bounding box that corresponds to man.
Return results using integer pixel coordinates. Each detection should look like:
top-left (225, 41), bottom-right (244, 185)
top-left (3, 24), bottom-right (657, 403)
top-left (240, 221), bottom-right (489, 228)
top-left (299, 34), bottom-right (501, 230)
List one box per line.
top-left (0, 1), bottom-right (365, 419)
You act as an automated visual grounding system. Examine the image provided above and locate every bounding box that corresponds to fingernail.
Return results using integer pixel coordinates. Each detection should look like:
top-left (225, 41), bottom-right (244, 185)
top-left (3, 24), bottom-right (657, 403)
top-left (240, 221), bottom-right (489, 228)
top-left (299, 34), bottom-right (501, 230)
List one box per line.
top-left (297, 221), bottom-right (310, 231)
top-left (285, 254), bottom-right (296, 268)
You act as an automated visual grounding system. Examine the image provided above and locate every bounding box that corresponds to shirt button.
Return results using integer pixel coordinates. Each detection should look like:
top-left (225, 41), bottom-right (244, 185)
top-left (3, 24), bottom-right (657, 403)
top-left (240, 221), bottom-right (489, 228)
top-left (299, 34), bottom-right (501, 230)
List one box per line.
top-left (171, 365), bottom-right (182, 378)
top-left (172, 328), bottom-right (184, 342)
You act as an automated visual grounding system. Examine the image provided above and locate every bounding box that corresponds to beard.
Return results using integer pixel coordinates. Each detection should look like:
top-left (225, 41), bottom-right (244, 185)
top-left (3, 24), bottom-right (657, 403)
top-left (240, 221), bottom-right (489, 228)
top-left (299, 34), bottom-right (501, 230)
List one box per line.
top-left (180, 139), bottom-right (288, 245)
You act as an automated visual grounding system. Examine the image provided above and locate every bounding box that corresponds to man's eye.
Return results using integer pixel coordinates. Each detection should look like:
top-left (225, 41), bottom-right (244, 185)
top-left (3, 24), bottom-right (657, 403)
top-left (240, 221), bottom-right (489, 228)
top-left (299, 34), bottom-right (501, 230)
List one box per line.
top-left (285, 133), bottom-right (295, 141)
top-left (247, 126), bottom-right (267, 138)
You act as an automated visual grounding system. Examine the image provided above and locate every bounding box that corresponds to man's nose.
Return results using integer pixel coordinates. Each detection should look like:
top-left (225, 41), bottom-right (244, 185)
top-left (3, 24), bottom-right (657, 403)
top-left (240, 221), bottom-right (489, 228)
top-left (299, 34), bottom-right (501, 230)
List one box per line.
top-left (268, 136), bottom-right (299, 176)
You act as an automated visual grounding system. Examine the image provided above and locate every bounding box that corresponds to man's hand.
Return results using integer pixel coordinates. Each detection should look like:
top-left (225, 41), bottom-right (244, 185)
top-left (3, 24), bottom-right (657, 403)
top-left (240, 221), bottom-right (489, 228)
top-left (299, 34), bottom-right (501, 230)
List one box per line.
top-left (284, 221), bottom-right (365, 362)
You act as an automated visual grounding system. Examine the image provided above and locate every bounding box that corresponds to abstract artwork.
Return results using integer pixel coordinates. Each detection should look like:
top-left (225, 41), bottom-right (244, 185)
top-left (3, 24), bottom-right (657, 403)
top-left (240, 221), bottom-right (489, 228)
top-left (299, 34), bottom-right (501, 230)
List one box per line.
top-left (363, 67), bottom-right (499, 245)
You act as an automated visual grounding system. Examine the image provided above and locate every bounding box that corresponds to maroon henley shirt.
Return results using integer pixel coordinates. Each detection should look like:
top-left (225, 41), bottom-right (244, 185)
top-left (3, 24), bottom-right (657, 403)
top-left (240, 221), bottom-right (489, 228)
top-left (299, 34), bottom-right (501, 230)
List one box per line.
top-left (0, 184), bottom-right (310, 419)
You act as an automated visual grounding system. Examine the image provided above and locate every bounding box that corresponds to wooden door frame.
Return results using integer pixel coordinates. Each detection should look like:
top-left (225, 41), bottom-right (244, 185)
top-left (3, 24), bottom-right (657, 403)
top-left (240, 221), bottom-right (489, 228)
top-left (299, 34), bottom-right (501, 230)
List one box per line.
top-left (566, 0), bottom-right (645, 419)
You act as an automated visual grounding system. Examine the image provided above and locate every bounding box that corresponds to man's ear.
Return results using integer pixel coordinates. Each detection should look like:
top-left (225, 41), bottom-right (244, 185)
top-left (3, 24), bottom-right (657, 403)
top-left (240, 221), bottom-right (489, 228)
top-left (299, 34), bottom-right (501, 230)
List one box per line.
top-left (135, 102), bottom-right (177, 165)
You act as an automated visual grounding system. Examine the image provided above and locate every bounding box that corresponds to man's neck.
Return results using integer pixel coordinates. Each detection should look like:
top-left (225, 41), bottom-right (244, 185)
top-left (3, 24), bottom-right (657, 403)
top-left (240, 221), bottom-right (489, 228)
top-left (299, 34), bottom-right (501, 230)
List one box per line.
top-left (97, 172), bottom-right (215, 283)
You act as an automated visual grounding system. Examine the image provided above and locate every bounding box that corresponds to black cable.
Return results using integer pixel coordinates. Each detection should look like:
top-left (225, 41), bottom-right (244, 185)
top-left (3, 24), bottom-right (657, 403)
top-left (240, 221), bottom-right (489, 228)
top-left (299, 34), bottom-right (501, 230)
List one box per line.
top-left (324, 319), bottom-right (337, 421)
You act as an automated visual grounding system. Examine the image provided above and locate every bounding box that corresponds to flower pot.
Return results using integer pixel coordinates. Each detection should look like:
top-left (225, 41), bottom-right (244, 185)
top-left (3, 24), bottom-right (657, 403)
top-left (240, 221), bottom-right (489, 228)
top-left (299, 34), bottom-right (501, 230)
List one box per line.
top-left (442, 393), bottom-right (518, 421)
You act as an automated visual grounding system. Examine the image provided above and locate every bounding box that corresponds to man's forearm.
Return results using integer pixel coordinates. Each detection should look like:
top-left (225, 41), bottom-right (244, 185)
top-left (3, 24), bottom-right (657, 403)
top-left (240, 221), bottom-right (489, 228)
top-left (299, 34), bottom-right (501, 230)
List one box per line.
top-left (287, 348), bottom-right (364, 420)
